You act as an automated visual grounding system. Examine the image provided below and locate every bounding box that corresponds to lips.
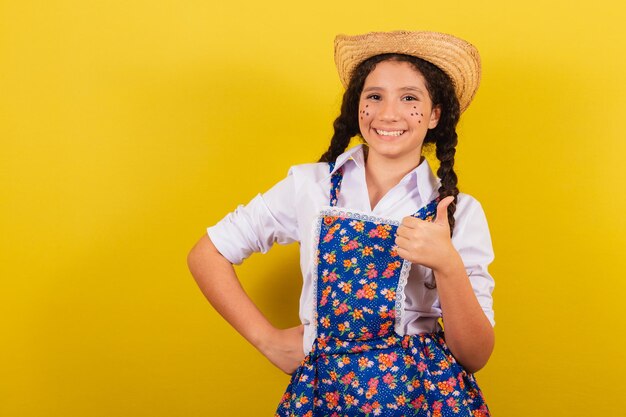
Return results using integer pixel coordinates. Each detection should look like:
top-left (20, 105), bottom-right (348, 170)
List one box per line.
top-left (375, 129), bottom-right (405, 137)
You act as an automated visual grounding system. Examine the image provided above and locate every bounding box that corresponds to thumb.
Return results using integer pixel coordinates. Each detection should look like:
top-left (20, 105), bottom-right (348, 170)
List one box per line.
top-left (435, 196), bottom-right (454, 225)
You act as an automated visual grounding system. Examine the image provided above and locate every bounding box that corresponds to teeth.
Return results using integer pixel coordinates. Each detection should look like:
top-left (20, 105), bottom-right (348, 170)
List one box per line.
top-left (376, 129), bottom-right (404, 137)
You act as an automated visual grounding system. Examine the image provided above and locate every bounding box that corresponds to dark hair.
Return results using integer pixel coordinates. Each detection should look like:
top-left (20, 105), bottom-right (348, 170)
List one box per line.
top-left (319, 53), bottom-right (461, 236)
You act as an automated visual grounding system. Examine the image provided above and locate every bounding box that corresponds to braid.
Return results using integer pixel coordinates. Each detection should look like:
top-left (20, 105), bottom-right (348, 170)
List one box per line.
top-left (435, 129), bottom-right (459, 235)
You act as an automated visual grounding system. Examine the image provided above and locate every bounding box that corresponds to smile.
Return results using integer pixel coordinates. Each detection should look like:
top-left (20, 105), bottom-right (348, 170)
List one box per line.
top-left (375, 129), bottom-right (405, 137)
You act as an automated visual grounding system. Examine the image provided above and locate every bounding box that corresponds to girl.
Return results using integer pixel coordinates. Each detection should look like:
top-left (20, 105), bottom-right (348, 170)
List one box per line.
top-left (188, 31), bottom-right (495, 416)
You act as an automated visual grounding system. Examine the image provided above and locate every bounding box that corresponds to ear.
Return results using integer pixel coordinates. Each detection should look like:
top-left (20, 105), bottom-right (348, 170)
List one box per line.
top-left (428, 105), bottom-right (441, 129)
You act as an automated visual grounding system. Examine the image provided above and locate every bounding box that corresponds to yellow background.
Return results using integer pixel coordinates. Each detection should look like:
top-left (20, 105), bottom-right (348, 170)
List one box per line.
top-left (2, 0), bottom-right (625, 415)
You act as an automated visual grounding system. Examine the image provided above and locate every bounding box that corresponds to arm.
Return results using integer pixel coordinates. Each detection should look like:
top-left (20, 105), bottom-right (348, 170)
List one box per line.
top-left (395, 196), bottom-right (494, 373)
top-left (431, 254), bottom-right (494, 373)
top-left (187, 234), bottom-right (305, 374)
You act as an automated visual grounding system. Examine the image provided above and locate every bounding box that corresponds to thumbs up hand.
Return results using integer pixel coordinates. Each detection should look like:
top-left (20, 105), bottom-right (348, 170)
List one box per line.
top-left (395, 196), bottom-right (458, 273)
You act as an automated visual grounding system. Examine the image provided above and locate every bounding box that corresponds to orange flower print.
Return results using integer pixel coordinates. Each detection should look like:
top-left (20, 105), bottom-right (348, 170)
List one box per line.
top-left (340, 371), bottom-right (356, 386)
top-left (368, 224), bottom-right (392, 239)
top-left (409, 394), bottom-right (425, 410)
top-left (365, 377), bottom-right (379, 399)
top-left (343, 257), bottom-right (358, 271)
top-left (424, 379), bottom-right (435, 392)
top-left (395, 393), bottom-right (407, 406)
top-left (323, 252), bottom-right (337, 264)
top-left (349, 220), bottom-right (365, 232)
top-left (358, 328), bottom-right (373, 340)
top-left (438, 359), bottom-right (450, 370)
top-left (323, 216), bottom-right (336, 226)
top-left (378, 320), bottom-right (393, 336)
top-left (341, 238), bottom-right (360, 252)
top-left (437, 380), bottom-right (453, 395)
top-left (381, 288), bottom-right (396, 301)
top-left (458, 373), bottom-right (466, 390)
top-left (403, 354), bottom-right (416, 367)
top-left (320, 316), bottom-right (330, 328)
top-left (358, 356), bottom-right (374, 370)
top-left (376, 352), bottom-right (398, 371)
top-left (322, 269), bottom-right (339, 283)
top-left (324, 391), bottom-right (339, 409)
top-left (344, 394), bottom-right (358, 406)
top-left (361, 400), bottom-right (381, 412)
top-left (333, 302), bottom-right (349, 316)
top-left (361, 245), bottom-right (374, 257)
top-left (356, 282), bottom-right (378, 300)
top-left (338, 281), bottom-right (352, 294)
top-left (337, 322), bottom-right (350, 333)
top-left (351, 308), bottom-right (364, 320)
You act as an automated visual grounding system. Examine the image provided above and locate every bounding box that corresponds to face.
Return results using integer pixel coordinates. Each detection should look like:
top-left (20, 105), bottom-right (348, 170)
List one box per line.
top-left (358, 60), bottom-right (441, 166)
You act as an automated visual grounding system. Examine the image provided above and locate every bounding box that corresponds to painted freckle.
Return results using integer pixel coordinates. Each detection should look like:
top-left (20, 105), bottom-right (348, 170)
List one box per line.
top-left (366, 112), bottom-right (369, 116)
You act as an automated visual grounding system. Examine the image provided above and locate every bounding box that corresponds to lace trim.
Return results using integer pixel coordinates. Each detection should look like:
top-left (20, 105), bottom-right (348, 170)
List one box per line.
top-left (394, 257), bottom-right (413, 335)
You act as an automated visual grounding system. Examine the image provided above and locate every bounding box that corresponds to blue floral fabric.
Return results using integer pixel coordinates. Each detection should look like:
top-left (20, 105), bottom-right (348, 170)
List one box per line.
top-left (275, 163), bottom-right (491, 417)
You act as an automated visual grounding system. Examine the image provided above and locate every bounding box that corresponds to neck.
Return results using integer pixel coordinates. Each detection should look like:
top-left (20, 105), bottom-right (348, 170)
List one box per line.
top-left (363, 146), bottom-right (423, 186)
top-left (362, 146), bottom-right (423, 210)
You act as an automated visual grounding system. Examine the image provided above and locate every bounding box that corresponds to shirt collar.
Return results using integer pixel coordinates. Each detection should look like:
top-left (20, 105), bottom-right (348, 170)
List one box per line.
top-left (326, 143), bottom-right (440, 205)
top-left (327, 144), bottom-right (365, 176)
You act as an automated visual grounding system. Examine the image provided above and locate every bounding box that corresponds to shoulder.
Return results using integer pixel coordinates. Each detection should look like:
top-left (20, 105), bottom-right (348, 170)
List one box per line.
top-left (452, 192), bottom-right (493, 249)
top-left (455, 192), bottom-right (486, 216)
top-left (287, 162), bottom-right (332, 185)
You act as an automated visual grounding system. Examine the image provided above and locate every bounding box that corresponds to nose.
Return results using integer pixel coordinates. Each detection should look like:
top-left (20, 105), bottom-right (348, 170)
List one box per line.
top-left (378, 100), bottom-right (400, 122)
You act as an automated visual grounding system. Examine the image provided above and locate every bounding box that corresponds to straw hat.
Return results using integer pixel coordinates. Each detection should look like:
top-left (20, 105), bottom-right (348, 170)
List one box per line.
top-left (334, 31), bottom-right (481, 112)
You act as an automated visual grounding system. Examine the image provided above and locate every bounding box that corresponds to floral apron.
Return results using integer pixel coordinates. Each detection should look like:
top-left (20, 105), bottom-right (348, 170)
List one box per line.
top-left (275, 164), bottom-right (491, 417)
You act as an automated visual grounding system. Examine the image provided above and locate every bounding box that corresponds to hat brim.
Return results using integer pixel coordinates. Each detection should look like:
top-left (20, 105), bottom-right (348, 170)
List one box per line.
top-left (334, 31), bottom-right (481, 113)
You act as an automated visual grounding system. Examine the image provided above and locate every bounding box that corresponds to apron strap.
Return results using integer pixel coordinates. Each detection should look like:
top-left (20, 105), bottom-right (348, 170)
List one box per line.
top-left (328, 162), bottom-right (344, 207)
top-left (411, 198), bottom-right (439, 220)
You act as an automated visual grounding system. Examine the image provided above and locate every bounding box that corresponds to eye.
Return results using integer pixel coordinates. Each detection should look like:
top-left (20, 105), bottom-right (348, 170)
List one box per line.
top-left (366, 94), bottom-right (381, 101)
top-left (402, 95), bottom-right (418, 102)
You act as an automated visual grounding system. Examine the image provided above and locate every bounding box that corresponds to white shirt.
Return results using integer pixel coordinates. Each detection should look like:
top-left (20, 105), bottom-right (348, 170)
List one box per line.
top-left (207, 144), bottom-right (495, 354)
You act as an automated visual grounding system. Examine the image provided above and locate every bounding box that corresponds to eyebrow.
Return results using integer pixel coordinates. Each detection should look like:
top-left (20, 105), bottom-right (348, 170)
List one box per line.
top-left (363, 86), bottom-right (426, 93)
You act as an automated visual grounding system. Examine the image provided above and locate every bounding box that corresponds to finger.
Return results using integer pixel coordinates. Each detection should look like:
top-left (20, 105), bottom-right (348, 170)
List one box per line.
top-left (394, 235), bottom-right (412, 250)
top-left (435, 196), bottom-right (454, 225)
top-left (395, 226), bottom-right (416, 240)
top-left (400, 215), bottom-right (424, 229)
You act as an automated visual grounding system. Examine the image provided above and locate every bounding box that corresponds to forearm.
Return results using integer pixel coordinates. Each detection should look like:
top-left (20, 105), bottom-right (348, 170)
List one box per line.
top-left (433, 253), bottom-right (494, 373)
top-left (187, 235), bottom-right (274, 351)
